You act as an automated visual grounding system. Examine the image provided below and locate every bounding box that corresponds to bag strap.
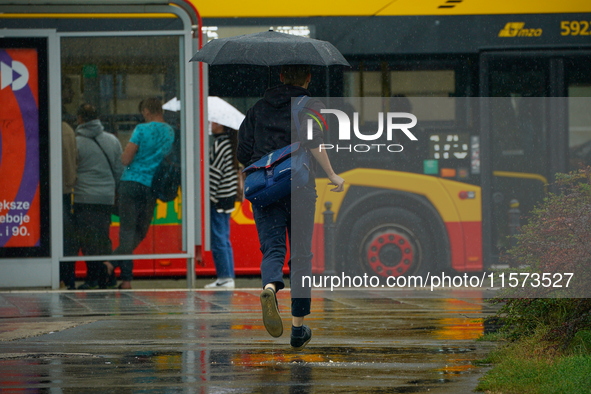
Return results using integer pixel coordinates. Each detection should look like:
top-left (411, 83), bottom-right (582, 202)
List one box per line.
top-left (80, 134), bottom-right (117, 183)
top-left (291, 95), bottom-right (311, 142)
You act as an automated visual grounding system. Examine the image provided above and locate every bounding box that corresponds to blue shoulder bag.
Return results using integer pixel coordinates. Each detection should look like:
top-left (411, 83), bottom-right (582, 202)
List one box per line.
top-left (243, 96), bottom-right (311, 207)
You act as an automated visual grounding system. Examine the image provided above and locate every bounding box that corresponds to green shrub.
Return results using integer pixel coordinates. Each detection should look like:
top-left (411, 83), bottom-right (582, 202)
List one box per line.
top-left (490, 168), bottom-right (591, 349)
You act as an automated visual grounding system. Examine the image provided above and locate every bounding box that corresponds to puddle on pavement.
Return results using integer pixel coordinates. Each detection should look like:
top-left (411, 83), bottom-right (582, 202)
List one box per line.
top-left (0, 292), bottom-right (494, 392)
top-left (0, 345), bottom-right (484, 391)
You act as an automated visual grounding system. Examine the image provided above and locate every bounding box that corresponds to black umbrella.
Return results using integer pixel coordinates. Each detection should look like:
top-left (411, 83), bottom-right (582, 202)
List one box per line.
top-left (190, 30), bottom-right (350, 67)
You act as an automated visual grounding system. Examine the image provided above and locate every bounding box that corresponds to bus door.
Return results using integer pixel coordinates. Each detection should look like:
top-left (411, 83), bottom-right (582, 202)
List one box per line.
top-left (479, 51), bottom-right (591, 266)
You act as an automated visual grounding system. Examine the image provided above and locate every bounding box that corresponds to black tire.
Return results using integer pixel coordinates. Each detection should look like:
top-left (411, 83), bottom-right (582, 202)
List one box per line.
top-left (345, 207), bottom-right (436, 277)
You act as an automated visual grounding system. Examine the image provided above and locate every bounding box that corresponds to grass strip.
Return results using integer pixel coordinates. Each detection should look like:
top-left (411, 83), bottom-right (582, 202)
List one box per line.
top-left (476, 331), bottom-right (591, 393)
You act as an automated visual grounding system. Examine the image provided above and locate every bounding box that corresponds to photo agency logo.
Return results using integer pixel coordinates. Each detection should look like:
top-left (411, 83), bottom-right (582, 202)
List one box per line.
top-left (304, 102), bottom-right (418, 153)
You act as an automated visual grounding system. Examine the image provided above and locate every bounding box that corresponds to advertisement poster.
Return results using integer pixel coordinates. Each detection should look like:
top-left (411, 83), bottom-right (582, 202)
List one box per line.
top-left (0, 48), bottom-right (40, 248)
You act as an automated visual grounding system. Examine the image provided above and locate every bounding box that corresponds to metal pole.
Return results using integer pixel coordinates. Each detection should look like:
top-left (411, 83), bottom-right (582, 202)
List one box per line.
top-left (323, 201), bottom-right (336, 275)
top-left (187, 256), bottom-right (196, 289)
top-left (508, 199), bottom-right (521, 249)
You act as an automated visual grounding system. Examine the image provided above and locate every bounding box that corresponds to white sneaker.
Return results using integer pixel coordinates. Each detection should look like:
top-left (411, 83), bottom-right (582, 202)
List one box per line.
top-left (204, 278), bottom-right (235, 289)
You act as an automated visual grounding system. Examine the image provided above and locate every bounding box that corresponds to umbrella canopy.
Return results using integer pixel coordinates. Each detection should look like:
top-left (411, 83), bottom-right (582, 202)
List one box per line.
top-left (208, 96), bottom-right (245, 131)
top-left (190, 30), bottom-right (350, 67)
top-left (162, 97), bottom-right (181, 112)
top-left (161, 96), bottom-right (245, 130)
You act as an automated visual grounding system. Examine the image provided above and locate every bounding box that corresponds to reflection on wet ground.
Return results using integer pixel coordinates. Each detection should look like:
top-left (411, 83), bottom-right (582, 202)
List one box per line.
top-left (0, 289), bottom-right (496, 392)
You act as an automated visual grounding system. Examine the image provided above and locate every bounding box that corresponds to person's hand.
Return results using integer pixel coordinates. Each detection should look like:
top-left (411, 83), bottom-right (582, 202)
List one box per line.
top-left (328, 173), bottom-right (345, 192)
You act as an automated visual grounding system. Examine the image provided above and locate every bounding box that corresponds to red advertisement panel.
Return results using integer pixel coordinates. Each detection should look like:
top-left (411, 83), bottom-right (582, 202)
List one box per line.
top-left (0, 48), bottom-right (40, 248)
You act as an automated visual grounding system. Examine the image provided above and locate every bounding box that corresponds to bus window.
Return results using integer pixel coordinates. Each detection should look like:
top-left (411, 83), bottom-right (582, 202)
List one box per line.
top-left (390, 70), bottom-right (455, 96)
top-left (344, 68), bottom-right (457, 123)
top-left (338, 66), bottom-right (470, 176)
top-left (362, 71), bottom-right (382, 97)
top-left (344, 70), bottom-right (381, 97)
top-left (343, 69), bottom-right (382, 123)
top-left (567, 57), bottom-right (591, 171)
top-left (391, 70), bottom-right (456, 122)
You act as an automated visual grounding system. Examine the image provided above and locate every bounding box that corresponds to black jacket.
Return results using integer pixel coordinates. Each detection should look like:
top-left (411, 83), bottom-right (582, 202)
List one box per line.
top-left (237, 84), bottom-right (325, 168)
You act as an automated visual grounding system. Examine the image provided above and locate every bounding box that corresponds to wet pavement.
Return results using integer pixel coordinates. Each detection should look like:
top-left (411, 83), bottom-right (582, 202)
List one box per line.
top-left (0, 288), bottom-right (497, 392)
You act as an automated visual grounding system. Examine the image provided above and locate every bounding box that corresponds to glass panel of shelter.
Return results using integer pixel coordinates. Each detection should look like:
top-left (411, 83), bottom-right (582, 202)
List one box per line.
top-left (61, 35), bottom-right (184, 264)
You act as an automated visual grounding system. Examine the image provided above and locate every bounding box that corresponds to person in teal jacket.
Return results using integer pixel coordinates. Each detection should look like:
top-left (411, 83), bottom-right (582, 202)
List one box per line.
top-left (105, 98), bottom-right (174, 289)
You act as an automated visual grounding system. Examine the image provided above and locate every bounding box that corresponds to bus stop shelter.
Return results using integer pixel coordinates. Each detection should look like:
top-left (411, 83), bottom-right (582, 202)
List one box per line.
top-left (0, 0), bottom-right (208, 289)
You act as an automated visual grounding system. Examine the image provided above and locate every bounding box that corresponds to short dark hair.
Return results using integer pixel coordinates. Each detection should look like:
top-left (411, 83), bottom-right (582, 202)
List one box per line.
top-left (281, 65), bottom-right (311, 86)
top-left (77, 103), bottom-right (98, 123)
top-left (139, 97), bottom-right (163, 115)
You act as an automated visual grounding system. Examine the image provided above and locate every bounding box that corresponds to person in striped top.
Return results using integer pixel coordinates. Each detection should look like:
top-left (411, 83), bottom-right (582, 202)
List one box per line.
top-left (206, 122), bottom-right (239, 289)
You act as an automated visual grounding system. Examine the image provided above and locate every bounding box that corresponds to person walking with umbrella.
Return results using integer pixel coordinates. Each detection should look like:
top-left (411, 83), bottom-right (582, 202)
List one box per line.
top-left (205, 97), bottom-right (245, 289)
top-left (238, 65), bottom-right (345, 349)
top-left (192, 31), bottom-right (348, 349)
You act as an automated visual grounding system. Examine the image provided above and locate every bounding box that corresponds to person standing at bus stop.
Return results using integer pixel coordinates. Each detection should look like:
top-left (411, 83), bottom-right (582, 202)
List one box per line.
top-left (205, 122), bottom-right (239, 289)
top-left (73, 104), bottom-right (123, 289)
top-left (106, 98), bottom-right (174, 289)
top-left (237, 65), bottom-right (345, 350)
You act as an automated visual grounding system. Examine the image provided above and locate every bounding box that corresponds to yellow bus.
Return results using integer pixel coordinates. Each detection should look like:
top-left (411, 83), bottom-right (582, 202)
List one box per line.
top-left (201, 1), bottom-right (591, 278)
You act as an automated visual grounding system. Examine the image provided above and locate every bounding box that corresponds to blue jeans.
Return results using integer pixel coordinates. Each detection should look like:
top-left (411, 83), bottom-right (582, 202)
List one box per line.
top-left (113, 181), bottom-right (156, 281)
top-left (252, 184), bottom-right (316, 317)
top-left (210, 205), bottom-right (235, 279)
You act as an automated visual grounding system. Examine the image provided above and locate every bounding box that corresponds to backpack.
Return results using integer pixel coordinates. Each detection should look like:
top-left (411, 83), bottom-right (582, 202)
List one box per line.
top-left (151, 134), bottom-right (181, 202)
top-left (243, 96), bottom-right (311, 207)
